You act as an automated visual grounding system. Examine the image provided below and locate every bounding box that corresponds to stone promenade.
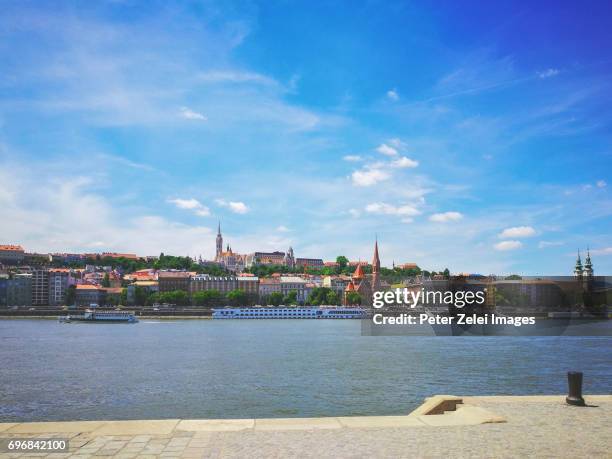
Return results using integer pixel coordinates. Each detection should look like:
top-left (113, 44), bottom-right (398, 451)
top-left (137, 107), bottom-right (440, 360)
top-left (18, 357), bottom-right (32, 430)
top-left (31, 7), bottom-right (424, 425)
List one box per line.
top-left (0, 395), bottom-right (610, 458)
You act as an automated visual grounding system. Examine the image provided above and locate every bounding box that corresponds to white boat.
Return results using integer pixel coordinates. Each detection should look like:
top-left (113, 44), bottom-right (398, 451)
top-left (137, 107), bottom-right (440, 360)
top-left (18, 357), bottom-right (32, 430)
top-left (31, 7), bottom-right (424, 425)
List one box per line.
top-left (212, 306), bottom-right (367, 319)
top-left (59, 310), bottom-right (138, 323)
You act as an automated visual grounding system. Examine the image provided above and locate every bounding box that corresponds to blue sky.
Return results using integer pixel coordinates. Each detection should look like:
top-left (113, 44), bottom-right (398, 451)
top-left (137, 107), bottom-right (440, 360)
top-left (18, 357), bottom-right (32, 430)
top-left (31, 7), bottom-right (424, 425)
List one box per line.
top-left (0, 0), bottom-right (611, 275)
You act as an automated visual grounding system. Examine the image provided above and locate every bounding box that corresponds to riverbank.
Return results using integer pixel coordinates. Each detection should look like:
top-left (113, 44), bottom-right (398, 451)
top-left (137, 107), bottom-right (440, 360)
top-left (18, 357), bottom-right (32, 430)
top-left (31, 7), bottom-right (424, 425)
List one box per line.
top-left (1, 395), bottom-right (610, 458)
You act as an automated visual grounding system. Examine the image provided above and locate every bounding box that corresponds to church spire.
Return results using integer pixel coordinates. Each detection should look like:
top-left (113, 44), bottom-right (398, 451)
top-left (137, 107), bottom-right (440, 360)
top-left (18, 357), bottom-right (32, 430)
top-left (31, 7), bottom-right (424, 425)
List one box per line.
top-left (215, 221), bottom-right (223, 260)
top-left (371, 236), bottom-right (381, 291)
top-left (584, 247), bottom-right (593, 277)
top-left (372, 236), bottom-right (380, 274)
top-left (574, 250), bottom-right (583, 278)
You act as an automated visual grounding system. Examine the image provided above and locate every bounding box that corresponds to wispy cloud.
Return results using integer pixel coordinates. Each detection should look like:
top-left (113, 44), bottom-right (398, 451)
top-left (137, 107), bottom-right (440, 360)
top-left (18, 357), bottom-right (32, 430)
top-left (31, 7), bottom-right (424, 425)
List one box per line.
top-left (391, 156), bottom-right (419, 168)
top-left (216, 199), bottom-right (249, 214)
top-left (168, 198), bottom-right (210, 216)
top-left (98, 153), bottom-right (155, 172)
top-left (365, 202), bottom-right (421, 217)
top-left (343, 155), bottom-right (363, 162)
top-left (375, 143), bottom-right (398, 156)
top-left (197, 70), bottom-right (277, 86)
top-left (498, 226), bottom-right (536, 238)
top-left (180, 106), bottom-right (207, 121)
top-left (386, 88), bottom-right (399, 101)
top-left (537, 68), bottom-right (559, 79)
top-left (351, 167), bottom-right (390, 186)
top-left (494, 240), bottom-right (523, 251)
top-left (429, 212), bottom-right (463, 222)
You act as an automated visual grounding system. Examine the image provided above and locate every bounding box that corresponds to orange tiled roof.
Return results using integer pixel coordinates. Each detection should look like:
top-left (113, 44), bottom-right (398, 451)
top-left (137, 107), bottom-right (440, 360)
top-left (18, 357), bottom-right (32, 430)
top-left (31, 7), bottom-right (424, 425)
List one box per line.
top-left (353, 264), bottom-right (365, 279)
top-left (0, 245), bottom-right (24, 251)
top-left (76, 284), bottom-right (100, 290)
top-left (260, 278), bottom-right (280, 284)
top-left (158, 271), bottom-right (191, 278)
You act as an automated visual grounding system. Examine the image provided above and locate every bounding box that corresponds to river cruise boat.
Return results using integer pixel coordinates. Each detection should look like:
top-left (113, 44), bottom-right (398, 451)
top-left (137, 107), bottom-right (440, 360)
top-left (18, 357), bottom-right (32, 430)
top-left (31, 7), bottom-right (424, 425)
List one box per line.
top-left (59, 310), bottom-right (138, 323)
top-left (212, 306), bottom-right (367, 319)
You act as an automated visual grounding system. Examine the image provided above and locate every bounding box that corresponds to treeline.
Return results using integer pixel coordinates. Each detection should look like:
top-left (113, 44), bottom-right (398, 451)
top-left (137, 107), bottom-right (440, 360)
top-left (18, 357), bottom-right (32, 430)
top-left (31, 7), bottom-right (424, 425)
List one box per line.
top-left (51, 253), bottom-right (229, 275)
top-left (128, 286), bottom-right (346, 307)
top-left (243, 255), bottom-right (425, 281)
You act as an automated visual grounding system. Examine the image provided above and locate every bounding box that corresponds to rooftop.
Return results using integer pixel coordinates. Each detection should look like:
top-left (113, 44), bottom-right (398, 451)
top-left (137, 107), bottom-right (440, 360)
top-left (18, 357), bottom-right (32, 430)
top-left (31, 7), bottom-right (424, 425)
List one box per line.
top-left (0, 244), bottom-right (24, 251)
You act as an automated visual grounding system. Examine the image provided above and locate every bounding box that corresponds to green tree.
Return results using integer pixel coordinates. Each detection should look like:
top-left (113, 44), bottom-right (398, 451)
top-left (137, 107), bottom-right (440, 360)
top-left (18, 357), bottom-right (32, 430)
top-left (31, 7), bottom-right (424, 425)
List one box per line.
top-left (336, 256), bottom-right (349, 268)
top-left (346, 291), bottom-right (362, 305)
top-left (119, 288), bottom-right (127, 305)
top-left (443, 268), bottom-right (450, 278)
top-left (506, 274), bottom-right (522, 280)
top-left (267, 292), bottom-right (284, 306)
top-left (307, 287), bottom-right (334, 305)
top-left (132, 286), bottom-right (149, 306)
top-left (192, 290), bottom-right (223, 307)
top-left (65, 284), bottom-right (76, 306)
top-left (326, 291), bottom-right (340, 305)
top-left (284, 290), bottom-right (298, 305)
top-left (101, 272), bottom-right (111, 288)
top-left (226, 289), bottom-right (248, 306)
top-left (158, 290), bottom-right (190, 306)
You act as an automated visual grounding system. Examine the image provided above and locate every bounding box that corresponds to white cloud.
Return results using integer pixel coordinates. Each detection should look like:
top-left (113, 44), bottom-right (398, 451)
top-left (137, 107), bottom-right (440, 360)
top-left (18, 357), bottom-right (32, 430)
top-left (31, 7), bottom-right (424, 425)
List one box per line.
top-left (401, 217), bottom-right (414, 223)
top-left (343, 155), bottom-right (362, 162)
top-left (386, 89), bottom-right (399, 101)
top-left (365, 202), bottom-right (420, 217)
top-left (276, 225), bottom-right (290, 232)
top-left (498, 226), bottom-right (536, 238)
top-left (391, 156), bottom-right (419, 168)
top-left (375, 143), bottom-right (398, 156)
top-left (537, 68), bottom-right (559, 79)
top-left (180, 106), bottom-right (207, 121)
top-left (591, 247), bottom-right (612, 255)
top-left (348, 208), bottom-right (360, 218)
top-left (388, 138), bottom-right (406, 149)
top-left (351, 167), bottom-right (390, 187)
top-left (168, 198), bottom-right (210, 216)
top-left (429, 212), bottom-right (463, 223)
top-left (538, 241), bottom-right (564, 249)
top-left (216, 199), bottom-right (249, 214)
top-left (596, 180), bottom-right (607, 188)
top-left (494, 240), bottom-right (523, 251)
top-left (0, 167), bottom-right (216, 257)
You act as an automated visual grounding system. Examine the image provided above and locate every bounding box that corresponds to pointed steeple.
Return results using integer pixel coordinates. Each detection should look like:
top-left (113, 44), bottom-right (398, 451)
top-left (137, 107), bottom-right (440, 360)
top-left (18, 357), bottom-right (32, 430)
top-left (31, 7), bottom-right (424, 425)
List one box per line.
top-left (371, 236), bottom-right (381, 291)
top-left (372, 236), bottom-right (380, 274)
top-left (584, 247), bottom-right (593, 277)
top-left (574, 250), bottom-right (583, 278)
top-left (353, 263), bottom-right (365, 279)
top-left (215, 221), bottom-right (223, 260)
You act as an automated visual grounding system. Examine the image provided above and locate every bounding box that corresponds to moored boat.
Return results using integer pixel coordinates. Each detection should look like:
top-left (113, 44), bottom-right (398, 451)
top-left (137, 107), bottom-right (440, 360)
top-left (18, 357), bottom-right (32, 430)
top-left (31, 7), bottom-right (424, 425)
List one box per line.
top-left (59, 310), bottom-right (138, 323)
top-left (212, 306), bottom-right (367, 319)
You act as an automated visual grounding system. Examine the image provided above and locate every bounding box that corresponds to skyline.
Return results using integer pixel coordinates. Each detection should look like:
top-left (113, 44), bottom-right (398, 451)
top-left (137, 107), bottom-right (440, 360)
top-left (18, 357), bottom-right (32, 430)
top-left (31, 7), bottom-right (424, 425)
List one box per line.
top-left (1, 1), bottom-right (611, 275)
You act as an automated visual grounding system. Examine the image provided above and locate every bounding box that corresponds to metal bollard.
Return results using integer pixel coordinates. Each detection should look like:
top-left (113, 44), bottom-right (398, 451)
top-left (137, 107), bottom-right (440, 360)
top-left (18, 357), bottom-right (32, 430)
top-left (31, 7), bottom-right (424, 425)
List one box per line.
top-left (566, 371), bottom-right (585, 406)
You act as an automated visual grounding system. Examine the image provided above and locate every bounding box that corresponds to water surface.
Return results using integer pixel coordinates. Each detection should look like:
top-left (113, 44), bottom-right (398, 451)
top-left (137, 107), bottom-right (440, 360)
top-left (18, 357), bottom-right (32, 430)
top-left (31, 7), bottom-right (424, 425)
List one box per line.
top-left (1, 319), bottom-right (610, 422)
